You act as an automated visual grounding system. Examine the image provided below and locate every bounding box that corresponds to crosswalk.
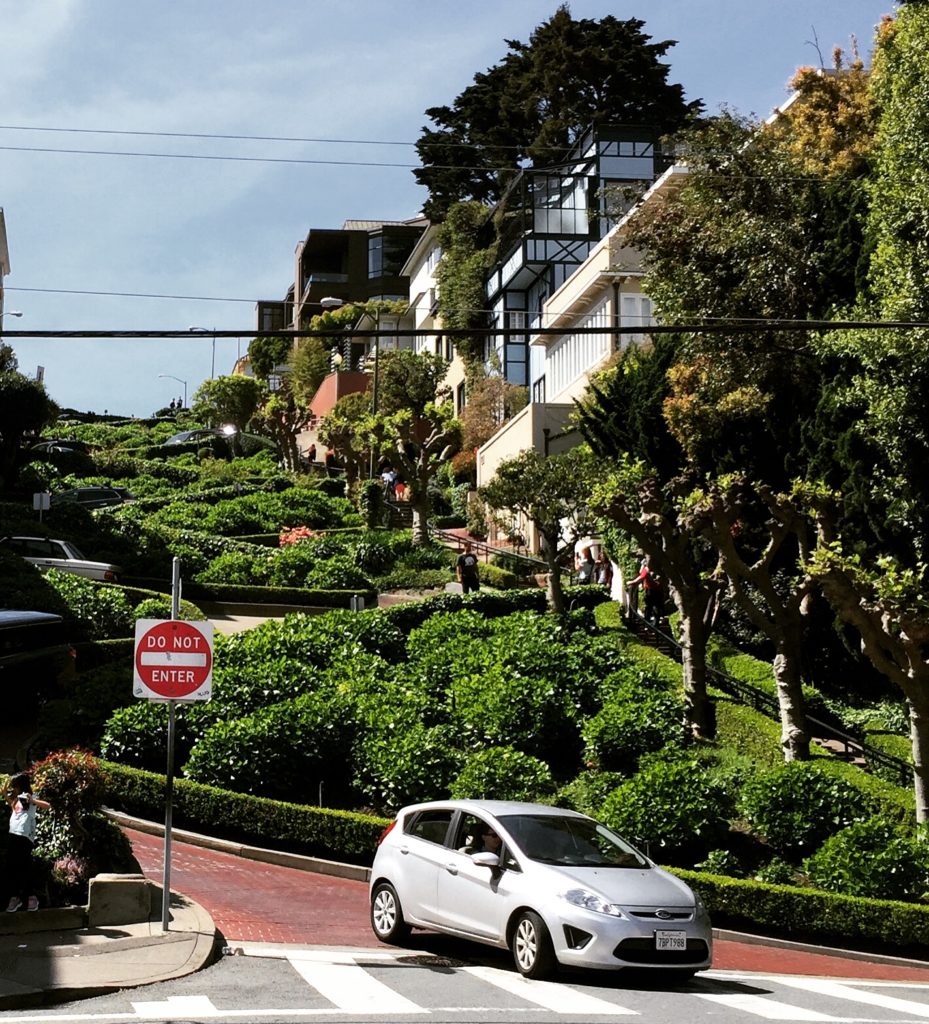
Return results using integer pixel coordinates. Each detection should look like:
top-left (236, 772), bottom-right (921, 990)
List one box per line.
top-left (216, 945), bottom-right (929, 1021)
top-left (6, 948), bottom-right (929, 1023)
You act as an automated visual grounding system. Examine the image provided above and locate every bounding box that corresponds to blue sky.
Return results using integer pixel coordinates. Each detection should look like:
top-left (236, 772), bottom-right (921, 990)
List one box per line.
top-left (0, 0), bottom-right (891, 417)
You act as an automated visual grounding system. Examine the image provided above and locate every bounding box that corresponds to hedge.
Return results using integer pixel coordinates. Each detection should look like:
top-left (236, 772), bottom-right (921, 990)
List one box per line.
top-left (135, 580), bottom-right (376, 608)
top-left (674, 867), bottom-right (929, 955)
top-left (101, 761), bottom-right (389, 865)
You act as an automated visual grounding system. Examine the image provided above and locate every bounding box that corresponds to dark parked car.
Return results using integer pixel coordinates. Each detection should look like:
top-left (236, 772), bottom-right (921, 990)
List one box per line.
top-left (50, 486), bottom-right (134, 509)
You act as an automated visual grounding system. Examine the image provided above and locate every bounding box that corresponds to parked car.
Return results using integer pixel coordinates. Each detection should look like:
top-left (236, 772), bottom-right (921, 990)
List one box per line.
top-left (50, 486), bottom-right (134, 509)
top-left (162, 428), bottom-right (227, 445)
top-left (29, 438), bottom-right (90, 454)
top-left (369, 800), bottom-right (712, 980)
top-left (0, 536), bottom-right (122, 582)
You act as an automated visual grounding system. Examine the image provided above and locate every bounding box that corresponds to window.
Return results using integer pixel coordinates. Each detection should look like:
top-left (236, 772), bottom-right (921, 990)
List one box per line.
top-left (406, 809), bottom-right (454, 845)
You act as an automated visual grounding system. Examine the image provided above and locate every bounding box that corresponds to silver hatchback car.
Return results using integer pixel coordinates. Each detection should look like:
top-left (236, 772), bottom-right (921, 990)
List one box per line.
top-left (369, 799), bottom-right (712, 980)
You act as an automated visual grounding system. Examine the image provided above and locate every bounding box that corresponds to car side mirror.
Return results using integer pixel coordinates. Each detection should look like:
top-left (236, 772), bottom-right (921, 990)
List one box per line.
top-left (471, 852), bottom-right (500, 868)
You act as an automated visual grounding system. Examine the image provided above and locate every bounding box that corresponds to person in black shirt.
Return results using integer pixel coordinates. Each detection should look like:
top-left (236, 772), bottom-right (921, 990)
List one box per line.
top-left (456, 541), bottom-right (480, 594)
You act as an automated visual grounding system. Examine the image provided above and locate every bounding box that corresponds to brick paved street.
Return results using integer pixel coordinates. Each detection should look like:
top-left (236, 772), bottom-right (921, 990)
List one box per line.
top-left (126, 826), bottom-right (929, 981)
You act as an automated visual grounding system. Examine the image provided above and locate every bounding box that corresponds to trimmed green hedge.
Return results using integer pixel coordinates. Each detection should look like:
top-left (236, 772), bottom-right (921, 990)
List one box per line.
top-left (101, 761), bottom-right (389, 865)
top-left (674, 867), bottom-right (929, 954)
top-left (138, 580), bottom-right (376, 608)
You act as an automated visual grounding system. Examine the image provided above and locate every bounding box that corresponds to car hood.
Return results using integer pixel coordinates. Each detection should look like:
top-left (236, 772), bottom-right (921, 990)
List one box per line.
top-left (542, 864), bottom-right (695, 908)
top-left (43, 557), bottom-right (121, 572)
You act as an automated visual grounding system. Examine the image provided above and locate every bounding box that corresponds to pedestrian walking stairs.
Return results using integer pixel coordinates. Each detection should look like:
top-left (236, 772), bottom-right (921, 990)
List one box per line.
top-left (384, 500), bottom-right (412, 529)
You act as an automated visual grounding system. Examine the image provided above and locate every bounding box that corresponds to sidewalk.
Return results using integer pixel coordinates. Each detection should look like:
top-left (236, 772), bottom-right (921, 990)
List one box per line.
top-left (0, 878), bottom-right (216, 1009)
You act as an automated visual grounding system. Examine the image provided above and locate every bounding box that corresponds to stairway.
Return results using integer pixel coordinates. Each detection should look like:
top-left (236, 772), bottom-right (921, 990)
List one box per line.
top-left (384, 500), bottom-right (413, 529)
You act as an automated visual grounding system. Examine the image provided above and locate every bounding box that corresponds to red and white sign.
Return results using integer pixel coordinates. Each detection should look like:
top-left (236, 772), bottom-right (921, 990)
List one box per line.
top-left (133, 619), bottom-right (213, 702)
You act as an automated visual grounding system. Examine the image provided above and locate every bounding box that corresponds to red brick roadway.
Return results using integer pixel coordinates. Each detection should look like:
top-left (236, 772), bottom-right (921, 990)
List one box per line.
top-left (126, 827), bottom-right (929, 982)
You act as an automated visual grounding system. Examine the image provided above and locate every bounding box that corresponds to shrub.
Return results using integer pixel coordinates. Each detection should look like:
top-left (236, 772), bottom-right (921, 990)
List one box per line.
top-left (46, 572), bottom-right (135, 640)
top-left (353, 721), bottom-right (462, 814)
top-left (754, 857), bottom-right (801, 886)
top-left (803, 818), bottom-right (929, 902)
top-left (450, 747), bottom-right (556, 802)
top-left (582, 679), bottom-right (683, 774)
top-left (696, 849), bottom-right (746, 878)
top-left (600, 755), bottom-right (733, 864)
top-left (304, 555), bottom-right (373, 591)
top-left (738, 762), bottom-right (874, 859)
top-left (555, 770), bottom-right (625, 817)
top-left (183, 691), bottom-right (358, 806)
top-left (197, 550), bottom-right (272, 585)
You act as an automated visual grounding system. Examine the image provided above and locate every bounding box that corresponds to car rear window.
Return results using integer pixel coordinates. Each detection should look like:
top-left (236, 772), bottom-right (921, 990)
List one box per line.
top-left (405, 810), bottom-right (454, 845)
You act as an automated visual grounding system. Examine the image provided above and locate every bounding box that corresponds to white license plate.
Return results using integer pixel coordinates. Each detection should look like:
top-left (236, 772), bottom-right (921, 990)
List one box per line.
top-left (655, 930), bottom-right (687, 951)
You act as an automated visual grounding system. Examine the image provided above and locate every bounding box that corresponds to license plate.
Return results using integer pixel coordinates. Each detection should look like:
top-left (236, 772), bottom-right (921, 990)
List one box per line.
top-left (655, 930), bottom-right (687, 951)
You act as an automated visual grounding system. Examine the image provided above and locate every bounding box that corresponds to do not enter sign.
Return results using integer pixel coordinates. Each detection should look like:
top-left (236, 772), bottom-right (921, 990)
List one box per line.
top-left (134, 619), bottom-right (213, 701)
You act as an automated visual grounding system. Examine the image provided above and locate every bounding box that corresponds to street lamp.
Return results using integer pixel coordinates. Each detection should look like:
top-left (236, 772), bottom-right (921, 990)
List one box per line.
top-left (0, 310), bottom-right (23, 336)
top-left (320, 297), bottom-right (383, 479)
top-left (158, 374), bottom-right (187, 408)
top-left (188, 326), bottom-right (216, 378)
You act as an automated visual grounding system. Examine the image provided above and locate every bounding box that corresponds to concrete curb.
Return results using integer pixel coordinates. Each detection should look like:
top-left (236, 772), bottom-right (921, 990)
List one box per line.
top-left (107, 809), bottom-right (372, 883)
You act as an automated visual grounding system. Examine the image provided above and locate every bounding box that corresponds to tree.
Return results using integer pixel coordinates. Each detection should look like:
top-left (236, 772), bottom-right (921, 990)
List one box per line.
top-left (317, 392), bottom-right (372, 493)
top-left (290, 335), bottom-right (330, 409)
top-left (190, 376), bottom-right (263, 438)
top-left (480, 446), bottom-right (595, 615)
top-left (0, 372), bottom-right (58, 489)
top-left (0, 343), bottom-right (18, 373)
top-left (415, 6), bottom-right (700, 219)
top-left (251, 382), bottom-right (306, 472)
top-left (248, 336), bottom-right (293, 380)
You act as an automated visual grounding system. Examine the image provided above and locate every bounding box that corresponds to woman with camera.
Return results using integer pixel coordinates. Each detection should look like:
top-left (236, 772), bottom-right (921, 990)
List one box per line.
top-left (6, 773), bottom-right (50, 913)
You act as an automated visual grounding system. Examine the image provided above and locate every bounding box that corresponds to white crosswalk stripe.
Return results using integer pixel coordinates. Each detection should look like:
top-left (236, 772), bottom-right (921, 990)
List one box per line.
top-left (460, 963), bottom-right (637, 1014)
top-left (777, 976), bottom-right (929, 1017)
top-left (286, 950), bottom-right (426, 1014)
top-left (694, 992), bottom-right (842, 1020)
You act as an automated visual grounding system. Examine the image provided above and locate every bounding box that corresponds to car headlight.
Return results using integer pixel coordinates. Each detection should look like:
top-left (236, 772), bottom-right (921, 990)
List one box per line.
top-left (562, 888), bottom-right (626, 917)
top-left (693, 891), bottom-right (709, 919)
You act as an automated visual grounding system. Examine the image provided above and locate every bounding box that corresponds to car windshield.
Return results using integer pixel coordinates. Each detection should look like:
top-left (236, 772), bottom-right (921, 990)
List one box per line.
top-left (497, 814), bottom-right (650, 869)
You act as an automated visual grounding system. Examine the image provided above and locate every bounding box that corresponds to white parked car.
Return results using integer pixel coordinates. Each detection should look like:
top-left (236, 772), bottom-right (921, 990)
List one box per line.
top-left (369, 799), bottom-right (712, 980)
top-left (0, 536), bottom-right (122, 582)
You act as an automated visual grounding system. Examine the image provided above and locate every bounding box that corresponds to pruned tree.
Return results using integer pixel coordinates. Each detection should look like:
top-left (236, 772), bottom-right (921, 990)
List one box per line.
top-left (317, 392), bottom-right (372, 494)
top-left (480, 446), bottom-right (595, 614)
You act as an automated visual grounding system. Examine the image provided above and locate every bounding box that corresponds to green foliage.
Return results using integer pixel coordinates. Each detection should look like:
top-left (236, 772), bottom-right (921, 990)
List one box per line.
top-left (695, 849), bottom-right (746, 878)
top-left (753, 857), bottom-right (800, 886)
top-left (582, 675), bottom-right (683, 773)
top-left (45, 572), bottom-right (135, 640)
top-left (101, 760), bottom-right (388, 865)
top-left (450, 746), bottom-right (555, 802)
top-left (183, 691), bottom-right (358, 806)
top-left (674, 867), bottom-right (929, 955)
top-left (600, 754), bottom-right (733, 863)
top-left (196, 549), bottom-right (272, 585)
top-left (804, 818), bottom-right (929, 902)
top-left (190, 375), bottom-right (263, 433)
top-left (303, 555), bottom-right (373, 591)
top-left (414, 8), bottom-right (697, 219)
top-left (353, 721), bottom-right (462, 814)
top-left (555, 770), bottom-right (625, 818)
top-left (738, 762), bottom-right (873, 859)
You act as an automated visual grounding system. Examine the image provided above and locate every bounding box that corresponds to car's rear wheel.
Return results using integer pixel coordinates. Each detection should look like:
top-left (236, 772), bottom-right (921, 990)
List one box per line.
top-left (511, 910), bottom-right (556, 979)
top-left (370, 882), bottom-right (411, 944)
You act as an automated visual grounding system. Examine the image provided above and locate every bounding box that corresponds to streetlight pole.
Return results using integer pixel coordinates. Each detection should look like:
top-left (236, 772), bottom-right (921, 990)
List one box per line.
top-left (158, 374), bottom-right (187, 408)
top-left (0, 309), bottom-right (23, 337)
top-left (188, 326), bottom-right (215, 378)
top-left (320, 297), bottom-right (382, 479)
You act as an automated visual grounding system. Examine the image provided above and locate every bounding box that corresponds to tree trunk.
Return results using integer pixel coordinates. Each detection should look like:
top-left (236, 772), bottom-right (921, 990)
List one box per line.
top-left (905, 684), bottom-right (929, 824)
top-left (541, 535), bottom-right (565, 615)
top-left (773, 632), bottom-right (809, 761)
top-left (676, 602), bottom-right (711, 740)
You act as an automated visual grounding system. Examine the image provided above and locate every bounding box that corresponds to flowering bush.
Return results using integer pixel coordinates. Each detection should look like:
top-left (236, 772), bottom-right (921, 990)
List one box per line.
top-left (280, 526), bottom-right (317, 546)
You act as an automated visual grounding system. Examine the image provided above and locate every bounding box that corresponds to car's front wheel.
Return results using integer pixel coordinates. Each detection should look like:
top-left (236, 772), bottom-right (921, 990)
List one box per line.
top-left (511, 910), bottom-right (556, 979)
top-left (370, 882), bottom-right (411, 944)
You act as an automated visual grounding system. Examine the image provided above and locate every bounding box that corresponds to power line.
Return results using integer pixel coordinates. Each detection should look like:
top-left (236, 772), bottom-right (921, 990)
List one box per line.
top-left (0, 143), bottom-right (417, 169)
top-left (8, 286), bottom-right (259, 303)
top-left (1, 320), bottom-right (926, 341)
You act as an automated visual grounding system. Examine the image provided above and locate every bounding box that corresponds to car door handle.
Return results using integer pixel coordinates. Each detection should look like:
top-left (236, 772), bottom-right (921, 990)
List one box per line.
top-left (445, 863), bottom-right (458, 875)
top-left (399, 845), bottom-right (410, 855)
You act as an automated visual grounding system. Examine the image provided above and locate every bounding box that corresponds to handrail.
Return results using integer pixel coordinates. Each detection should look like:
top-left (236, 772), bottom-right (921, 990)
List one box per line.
top-left (628, 611), bottom-right (912, 787)
top-left (429, 526), bottom-right (555, 574)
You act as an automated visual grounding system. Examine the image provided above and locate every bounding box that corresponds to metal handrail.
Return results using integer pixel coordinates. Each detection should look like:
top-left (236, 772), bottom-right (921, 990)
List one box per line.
top-left (628, 611), bottom-right (912, 787)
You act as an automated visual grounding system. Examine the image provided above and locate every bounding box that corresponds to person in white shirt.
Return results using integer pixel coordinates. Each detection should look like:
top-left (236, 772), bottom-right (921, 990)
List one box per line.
top-left (6, 773), bottom-right (50, 913)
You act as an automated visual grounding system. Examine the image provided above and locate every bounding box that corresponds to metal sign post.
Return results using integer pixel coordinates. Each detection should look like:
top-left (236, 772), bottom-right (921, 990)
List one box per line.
top-left (131, 559), bottom-right (213, 933)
